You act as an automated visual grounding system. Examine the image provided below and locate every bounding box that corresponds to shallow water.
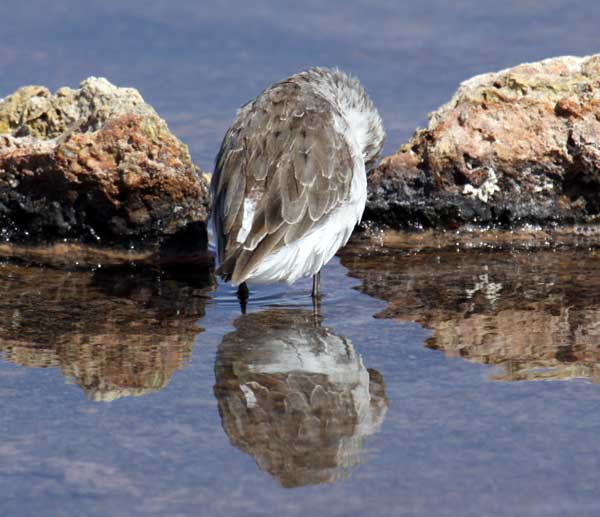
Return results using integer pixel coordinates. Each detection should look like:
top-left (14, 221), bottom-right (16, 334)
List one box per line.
top-left (2, 243), bottom-right (600, 516)
top-left (3, 1), bottom-right (600, 515)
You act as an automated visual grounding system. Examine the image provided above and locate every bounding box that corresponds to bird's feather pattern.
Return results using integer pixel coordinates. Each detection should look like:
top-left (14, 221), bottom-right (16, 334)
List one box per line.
top-left (211, 77), bottom-right (355, 285)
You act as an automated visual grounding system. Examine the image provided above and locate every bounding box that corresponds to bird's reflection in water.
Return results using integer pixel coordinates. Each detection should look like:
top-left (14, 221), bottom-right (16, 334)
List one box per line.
top-left (214, 309), bottom-right (388, 488)
top-left (0, 262), bottom-right (213, 401)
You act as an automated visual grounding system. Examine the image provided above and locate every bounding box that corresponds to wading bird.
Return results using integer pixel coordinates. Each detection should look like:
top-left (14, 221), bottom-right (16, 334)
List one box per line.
top-left (211, 68), bottom-right (385, 307)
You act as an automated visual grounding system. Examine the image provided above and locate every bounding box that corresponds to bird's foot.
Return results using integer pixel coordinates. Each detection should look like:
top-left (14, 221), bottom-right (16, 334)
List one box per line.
top-left (237, 282), bottom-right (249, 314)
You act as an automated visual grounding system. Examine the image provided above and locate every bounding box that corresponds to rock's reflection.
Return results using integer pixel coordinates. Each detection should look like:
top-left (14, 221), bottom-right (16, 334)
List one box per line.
top-left (341, 244), bottom-right (600, 382)
top-left (214, 309), bottom-right (388, 487)
top-left (0, 262), bottom-right (212, 400)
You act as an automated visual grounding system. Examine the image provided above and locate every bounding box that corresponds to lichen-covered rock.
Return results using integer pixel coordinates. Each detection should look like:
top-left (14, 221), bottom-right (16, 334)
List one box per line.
top-left (366, 54), bottom-right (600, 230)
top-left (0, 78), bottom-right (209, 252)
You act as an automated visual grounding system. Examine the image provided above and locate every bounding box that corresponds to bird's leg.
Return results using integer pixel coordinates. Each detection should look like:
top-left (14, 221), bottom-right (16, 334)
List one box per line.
top-left (312, 292), bottom-right (321, 319)
top-left (311, 271), bottom-right (321, 299)
top-left (237, 282), bottom-right (249, 314)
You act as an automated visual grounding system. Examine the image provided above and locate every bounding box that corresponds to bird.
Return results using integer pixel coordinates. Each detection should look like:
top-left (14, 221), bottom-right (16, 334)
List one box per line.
top-left (210, 67), bottom-right (385, 305)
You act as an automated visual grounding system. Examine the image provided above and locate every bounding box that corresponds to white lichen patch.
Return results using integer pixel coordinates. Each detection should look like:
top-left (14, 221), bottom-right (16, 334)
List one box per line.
top-left (462, 167), bottom-right (500, 203)
top-left (533, 176), bottom-right (554, 193)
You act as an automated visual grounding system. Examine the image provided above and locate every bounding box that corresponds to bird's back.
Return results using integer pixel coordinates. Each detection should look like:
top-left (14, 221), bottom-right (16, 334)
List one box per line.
top-left (211, 68), bottom-right (384, 285)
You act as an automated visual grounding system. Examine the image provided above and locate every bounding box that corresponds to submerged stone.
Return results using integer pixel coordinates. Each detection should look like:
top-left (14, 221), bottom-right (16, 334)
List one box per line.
top-left (0, 78), bottom-right (210, 262)
top-left (366, 54), bottom-right (600, 231)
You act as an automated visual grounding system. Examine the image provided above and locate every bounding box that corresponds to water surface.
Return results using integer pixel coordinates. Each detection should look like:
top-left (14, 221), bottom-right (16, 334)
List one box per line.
top-left (2, 243), bottom-right (600, 516)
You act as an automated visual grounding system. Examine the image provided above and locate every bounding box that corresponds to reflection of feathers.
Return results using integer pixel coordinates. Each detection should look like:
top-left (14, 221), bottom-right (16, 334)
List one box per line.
top-left (214, 309), bottom-right (388, 487)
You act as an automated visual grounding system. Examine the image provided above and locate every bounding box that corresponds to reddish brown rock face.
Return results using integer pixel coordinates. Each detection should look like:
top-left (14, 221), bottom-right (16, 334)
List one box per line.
top-left (0, 78), bottom-right (210, 255)
top-left (366, 55), bottom-right (600, 230)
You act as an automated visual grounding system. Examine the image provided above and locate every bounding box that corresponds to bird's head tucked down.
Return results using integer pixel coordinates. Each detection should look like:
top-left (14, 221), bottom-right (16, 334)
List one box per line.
top-left (296, 68), bottom-right (386, 171)
top-left (211, 66), bottom-right (385, 287)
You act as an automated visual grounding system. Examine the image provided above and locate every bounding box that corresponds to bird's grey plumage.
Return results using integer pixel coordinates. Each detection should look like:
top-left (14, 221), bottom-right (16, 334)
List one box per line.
top-left (211, 67), bottom-right (385, 286)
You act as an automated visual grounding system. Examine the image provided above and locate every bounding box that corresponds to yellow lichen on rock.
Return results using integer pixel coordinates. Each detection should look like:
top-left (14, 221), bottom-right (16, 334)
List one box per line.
top-left (0, 77), bottom-right (210, 254)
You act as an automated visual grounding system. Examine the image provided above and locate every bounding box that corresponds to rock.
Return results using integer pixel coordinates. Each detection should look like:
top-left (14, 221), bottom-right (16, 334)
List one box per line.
top-left (366, 54), bottom-right (600, 230)
top-left (0, 78), bottom-right (210, 256)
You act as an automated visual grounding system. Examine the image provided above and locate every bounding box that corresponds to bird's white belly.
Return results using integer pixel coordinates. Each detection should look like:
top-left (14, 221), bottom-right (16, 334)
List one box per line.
top-left (246, 165), bottom-right (366, 285)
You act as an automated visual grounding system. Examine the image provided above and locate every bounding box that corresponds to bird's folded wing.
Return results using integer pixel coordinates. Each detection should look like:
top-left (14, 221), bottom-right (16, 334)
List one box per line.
top-left (211, 80), bottom-right (355, 284)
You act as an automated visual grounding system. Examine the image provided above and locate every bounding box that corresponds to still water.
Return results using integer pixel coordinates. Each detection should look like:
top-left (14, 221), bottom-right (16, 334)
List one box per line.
top-left (2, 243), bottom-right (600, 516)
top-left (3, 1), bottom-right (600, 516)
